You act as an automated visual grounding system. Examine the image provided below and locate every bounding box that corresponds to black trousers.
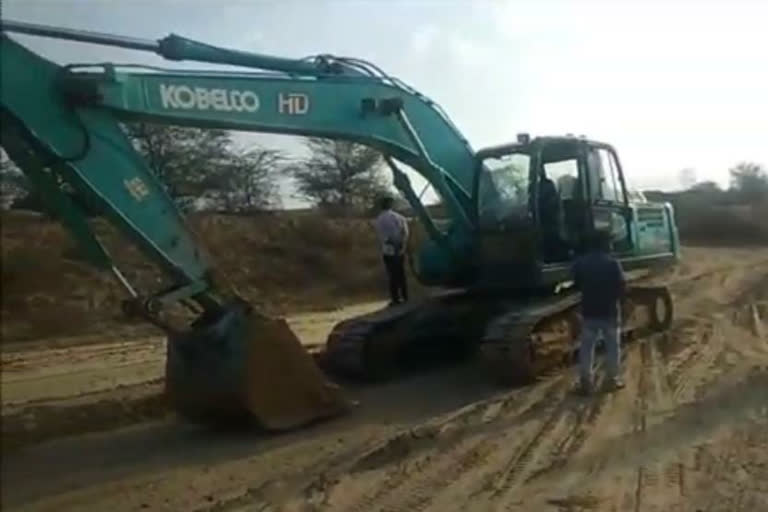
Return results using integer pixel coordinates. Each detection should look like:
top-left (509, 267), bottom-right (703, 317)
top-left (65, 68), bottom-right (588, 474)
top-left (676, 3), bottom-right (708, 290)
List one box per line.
top-left (383, 254), bottom-right (408, 303)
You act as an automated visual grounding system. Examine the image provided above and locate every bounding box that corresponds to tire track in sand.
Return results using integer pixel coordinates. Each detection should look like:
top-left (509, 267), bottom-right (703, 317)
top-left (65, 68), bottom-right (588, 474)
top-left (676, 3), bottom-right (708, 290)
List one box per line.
top-left (527, 329), bottom-right (713, 512)
top-left (650, 338), bottom-right (688, 512)
top-left (505, 344), bottom-right (644, 512)
top-left (331, 269), bottom-right (747, 512)
top-left (632, 336), bottom-right (658, 512)
top-left (522, 382), bottom-right (610, 486)
top-left (259, 261), bottom-right (768, 512)
top-left (523, 348), bottom-right (637, 488)
top-left (634, 337), bottom-right (686, 512)
top-left (525, 347), bottom-right (632, 483)
top-left (331, 377), bottom-right (569, 512)
top-left (484, 396), bottom-right (574, 505)
top-left (666, 323), bottom-right (723, 404)
top-left (632, 316), bottom-right (729, 512)
top-left (451, 340), bottom-right (635, 511)
top-left (459, 365), bottom-right (612, 512)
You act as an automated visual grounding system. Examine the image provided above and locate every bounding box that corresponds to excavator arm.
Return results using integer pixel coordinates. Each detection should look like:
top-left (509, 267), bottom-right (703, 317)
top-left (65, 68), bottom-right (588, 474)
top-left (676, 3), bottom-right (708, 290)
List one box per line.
top-left (2, 21), bottom-right (483, 294)
top-left (0, 21), bottom-right (488, 429)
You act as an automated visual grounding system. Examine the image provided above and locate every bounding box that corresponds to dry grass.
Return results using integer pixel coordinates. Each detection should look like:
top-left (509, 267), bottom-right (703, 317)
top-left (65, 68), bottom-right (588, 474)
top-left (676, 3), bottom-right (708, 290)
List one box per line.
top-left (1, 210), bottom-right (424, 343)
top-left (645, 190), bottom-right (768, 246)
top-left (5, 199), bottom-right (760, 344)
top-left (675, 203), bottom-right (768, 246)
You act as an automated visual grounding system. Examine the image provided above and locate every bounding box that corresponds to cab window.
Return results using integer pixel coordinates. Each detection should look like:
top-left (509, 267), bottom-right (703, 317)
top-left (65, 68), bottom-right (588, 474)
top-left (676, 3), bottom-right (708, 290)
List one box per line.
top-left (477, 152), bottom-right (531, 226)
top-left (543, 159), bottom-right (579, 200)
top-left (598, 148), bottom-right (623, 203)
top-left (586, 147), bottom-right (624, 203)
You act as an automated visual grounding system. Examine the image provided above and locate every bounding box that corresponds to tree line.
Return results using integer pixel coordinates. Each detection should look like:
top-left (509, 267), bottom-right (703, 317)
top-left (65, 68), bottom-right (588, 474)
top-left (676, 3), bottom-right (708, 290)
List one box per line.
top-left (646, 162), bottom-right (768, 206)
top-left (696, 162), bottom-right (767, 204)
top-left (643, 162), bottom-right (768, 245)
top-left (3, 123), bottom-right (765, 217)
top-left (1, 123), bottom-right (393, 215)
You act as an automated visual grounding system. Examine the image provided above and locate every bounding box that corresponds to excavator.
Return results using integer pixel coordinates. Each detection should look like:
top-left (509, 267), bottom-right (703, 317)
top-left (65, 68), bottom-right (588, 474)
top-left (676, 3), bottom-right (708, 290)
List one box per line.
top-left (0, 21), bottom-right (679, 429)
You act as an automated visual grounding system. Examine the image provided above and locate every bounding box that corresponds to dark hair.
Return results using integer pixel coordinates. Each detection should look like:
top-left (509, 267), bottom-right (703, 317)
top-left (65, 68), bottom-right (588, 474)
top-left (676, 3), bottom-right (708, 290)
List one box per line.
top-left (585, 229), bottom-right (612, 251)
top-left (379, 196), bottom-right (394, 209)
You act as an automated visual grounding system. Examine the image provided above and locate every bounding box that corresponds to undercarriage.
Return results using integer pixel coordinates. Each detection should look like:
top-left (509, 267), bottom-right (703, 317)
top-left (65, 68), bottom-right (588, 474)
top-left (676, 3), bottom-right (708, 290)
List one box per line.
top-left (322, 278), bottom-right (673, 385)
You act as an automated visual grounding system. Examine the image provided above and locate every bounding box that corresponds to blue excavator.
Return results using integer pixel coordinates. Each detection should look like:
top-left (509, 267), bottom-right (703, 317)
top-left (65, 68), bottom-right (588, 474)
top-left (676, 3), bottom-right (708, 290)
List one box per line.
top-left (0, 21), bottom-right (679, 429)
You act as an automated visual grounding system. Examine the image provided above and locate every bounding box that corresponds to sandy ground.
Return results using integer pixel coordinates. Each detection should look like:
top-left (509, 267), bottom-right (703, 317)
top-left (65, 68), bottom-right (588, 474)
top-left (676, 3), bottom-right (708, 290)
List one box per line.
top-left (2, 246), bottom-right (768, 512)
top-left (0, 302), bottom-right (383, 407)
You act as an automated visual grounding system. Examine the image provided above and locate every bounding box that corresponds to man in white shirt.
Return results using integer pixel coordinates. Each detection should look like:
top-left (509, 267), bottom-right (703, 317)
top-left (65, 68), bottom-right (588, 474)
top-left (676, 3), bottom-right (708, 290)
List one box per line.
top-left (373, 195), bottom-right (410, 305)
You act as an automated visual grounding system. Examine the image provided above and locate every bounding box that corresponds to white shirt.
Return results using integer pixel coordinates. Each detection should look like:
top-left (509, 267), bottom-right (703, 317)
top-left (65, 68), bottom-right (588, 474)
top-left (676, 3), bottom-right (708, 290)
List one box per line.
top-left (373, 209), bottom-right (409, 255)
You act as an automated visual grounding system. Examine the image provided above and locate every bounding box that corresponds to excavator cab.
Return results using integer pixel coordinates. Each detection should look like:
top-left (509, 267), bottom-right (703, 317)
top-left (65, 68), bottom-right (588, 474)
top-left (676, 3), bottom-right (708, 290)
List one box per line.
top-left (474, 136), bottom-right (648, 282)
top-left (474, 134), bottom-right (678, 288)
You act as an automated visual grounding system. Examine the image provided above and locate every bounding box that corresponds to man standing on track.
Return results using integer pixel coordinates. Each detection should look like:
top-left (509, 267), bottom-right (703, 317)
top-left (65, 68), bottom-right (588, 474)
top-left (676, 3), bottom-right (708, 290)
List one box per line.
top-left (373, 194), bottom-right (409, 306)
top-left (571, 229), bottom-right (626, 394)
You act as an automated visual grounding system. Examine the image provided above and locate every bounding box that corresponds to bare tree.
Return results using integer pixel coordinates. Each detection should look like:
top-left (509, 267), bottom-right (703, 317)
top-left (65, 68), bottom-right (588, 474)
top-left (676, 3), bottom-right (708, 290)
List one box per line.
top-left (289, 138), bottom-right (391, 215)
top-left (123, 123), bottom-right (234, 210)
top-left (729, 161), bottom-right (768, 204)
top-left (204, 148), bottom-right (283, 212)
top-left (123, 123), bottom-right (284, 212)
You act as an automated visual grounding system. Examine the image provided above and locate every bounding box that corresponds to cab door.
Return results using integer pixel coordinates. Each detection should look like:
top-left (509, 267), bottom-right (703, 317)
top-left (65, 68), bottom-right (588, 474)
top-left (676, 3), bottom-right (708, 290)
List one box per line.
top-left (584, 145), bottom-right (633, 254)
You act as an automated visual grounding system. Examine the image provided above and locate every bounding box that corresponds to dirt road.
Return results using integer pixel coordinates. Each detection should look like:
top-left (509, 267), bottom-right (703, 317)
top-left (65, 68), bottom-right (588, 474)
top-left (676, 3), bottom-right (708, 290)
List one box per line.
top-left (2, 247), bottom-right (768, 511)
top-left (1, 302), bottom-right (383, 406)
top-left (0, 302), bottom-right (385, 449)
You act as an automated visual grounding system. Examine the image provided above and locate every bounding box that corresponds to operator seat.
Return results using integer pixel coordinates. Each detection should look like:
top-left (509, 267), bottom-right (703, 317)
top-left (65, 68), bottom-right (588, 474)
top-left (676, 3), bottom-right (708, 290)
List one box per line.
top-left (558, 174), bottom-right (585, 250)
top-left (538, 175), bottom-right (567, 262)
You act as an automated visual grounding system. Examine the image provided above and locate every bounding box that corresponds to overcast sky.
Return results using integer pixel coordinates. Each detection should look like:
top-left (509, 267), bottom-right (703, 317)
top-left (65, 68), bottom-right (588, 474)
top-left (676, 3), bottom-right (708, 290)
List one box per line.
top-left (4, 0), bottom-right (767, 205)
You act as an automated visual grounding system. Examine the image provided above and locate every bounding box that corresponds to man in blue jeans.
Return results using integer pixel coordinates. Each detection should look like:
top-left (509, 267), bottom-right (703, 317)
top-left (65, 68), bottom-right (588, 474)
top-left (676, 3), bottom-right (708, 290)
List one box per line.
top-left (571, 229), bottom-right (626, 394)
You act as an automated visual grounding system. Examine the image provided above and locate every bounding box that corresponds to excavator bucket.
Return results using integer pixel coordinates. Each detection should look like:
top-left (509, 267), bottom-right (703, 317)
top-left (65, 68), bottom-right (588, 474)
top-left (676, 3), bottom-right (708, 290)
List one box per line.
top-left (165, 302), bottom-right (352, 430)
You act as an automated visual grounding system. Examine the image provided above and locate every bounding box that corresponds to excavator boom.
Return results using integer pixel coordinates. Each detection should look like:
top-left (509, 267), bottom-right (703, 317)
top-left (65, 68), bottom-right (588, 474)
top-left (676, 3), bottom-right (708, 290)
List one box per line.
top-left (2, 20), bottom-right (491, 283)
top-left (0, 20), bottom-right (485, 428)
